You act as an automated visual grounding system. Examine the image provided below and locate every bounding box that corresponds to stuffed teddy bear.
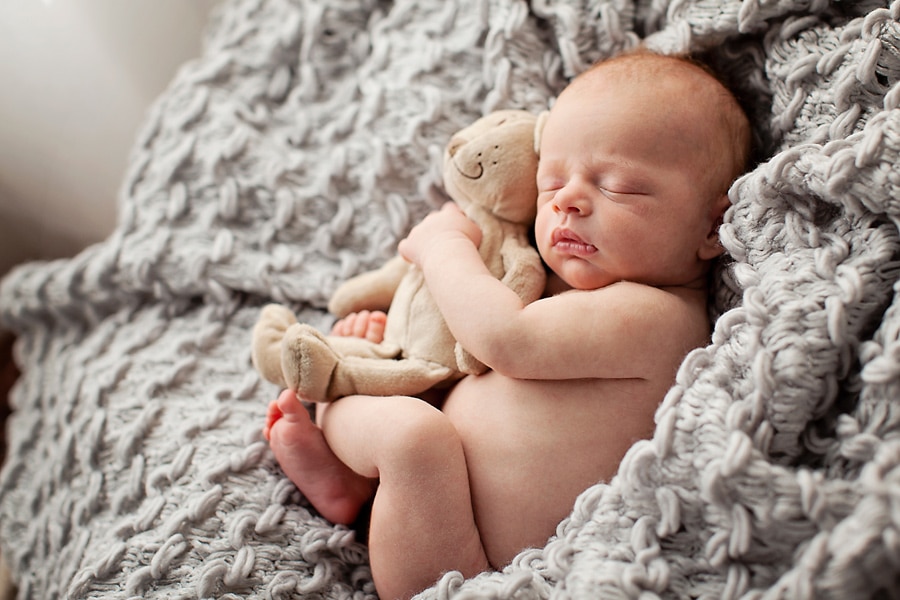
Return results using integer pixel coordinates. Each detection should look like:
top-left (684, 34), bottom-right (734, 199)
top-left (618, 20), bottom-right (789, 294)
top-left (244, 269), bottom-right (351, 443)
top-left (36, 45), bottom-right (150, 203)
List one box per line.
top-left (251, 109), bottom-right (546, 402)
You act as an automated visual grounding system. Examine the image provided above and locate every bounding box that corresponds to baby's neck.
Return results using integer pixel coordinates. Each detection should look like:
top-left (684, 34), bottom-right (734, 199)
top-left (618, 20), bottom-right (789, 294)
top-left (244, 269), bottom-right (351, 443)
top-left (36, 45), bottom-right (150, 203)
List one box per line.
top-left (543, 273), bottom-right (573, 296)
top-left (543, 272), bottom-right (711, 298)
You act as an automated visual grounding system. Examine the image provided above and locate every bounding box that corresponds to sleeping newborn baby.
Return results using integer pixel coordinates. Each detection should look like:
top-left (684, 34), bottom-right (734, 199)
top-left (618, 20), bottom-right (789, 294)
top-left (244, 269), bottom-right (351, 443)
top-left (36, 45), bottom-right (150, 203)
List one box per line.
top-left (265, 48), bottom-right (752, 599)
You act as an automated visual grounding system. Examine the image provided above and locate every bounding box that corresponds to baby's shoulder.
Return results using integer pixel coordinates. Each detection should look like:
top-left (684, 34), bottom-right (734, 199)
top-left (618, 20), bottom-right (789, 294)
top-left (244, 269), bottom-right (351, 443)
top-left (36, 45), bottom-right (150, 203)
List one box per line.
top-left (571, 280), bottom-right (709, 331)
top-left (622, 281), bottom-right (711, 341)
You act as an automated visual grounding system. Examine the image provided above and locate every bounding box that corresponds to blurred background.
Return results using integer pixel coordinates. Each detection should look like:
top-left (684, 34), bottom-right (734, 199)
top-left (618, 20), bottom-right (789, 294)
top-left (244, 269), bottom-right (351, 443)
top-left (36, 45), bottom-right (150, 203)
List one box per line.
top-left (0, 3), bottom-right (220, 593)
top-left (0, 0), bottom-right (220, 279)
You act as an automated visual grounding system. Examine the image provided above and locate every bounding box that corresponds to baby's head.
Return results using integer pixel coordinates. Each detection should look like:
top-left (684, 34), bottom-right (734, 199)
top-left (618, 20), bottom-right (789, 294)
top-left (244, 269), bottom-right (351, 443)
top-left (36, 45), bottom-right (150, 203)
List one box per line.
top-left (535, 49), bottom-right (751, 291)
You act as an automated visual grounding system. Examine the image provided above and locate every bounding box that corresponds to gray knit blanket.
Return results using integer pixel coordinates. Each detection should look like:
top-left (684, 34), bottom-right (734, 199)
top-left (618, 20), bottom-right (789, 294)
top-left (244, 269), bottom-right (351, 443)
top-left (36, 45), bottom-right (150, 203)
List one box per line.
top-left (2, 0), bottom-right (899, 598)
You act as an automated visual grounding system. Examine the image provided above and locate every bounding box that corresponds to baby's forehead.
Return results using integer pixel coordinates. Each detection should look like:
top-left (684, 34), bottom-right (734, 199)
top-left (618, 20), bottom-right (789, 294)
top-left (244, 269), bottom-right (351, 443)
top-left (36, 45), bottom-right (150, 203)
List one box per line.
top-left (561, 65), bottom-right (714, 140)
top-left (575, 57), bottom-right (736, 135)
top-left (574, 55), bottom-right (718, 101)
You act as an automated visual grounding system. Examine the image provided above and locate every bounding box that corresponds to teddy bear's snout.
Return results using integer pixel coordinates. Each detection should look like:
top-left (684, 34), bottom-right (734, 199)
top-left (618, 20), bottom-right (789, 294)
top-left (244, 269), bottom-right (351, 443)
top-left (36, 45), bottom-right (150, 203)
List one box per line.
top-left (448, 139), bottom-right (497, 180)
top-left (447, 136), bottom-right (466, 157)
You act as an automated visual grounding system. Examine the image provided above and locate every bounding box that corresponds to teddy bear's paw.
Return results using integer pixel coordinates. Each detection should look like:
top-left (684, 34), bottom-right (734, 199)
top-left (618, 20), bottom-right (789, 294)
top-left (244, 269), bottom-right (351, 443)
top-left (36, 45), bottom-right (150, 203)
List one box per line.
top-left (251, 304), bottom-right (299, 386)
top-left (281, 323), bottom-right (340, 403)
top-left (455, 343), bottom-right (488, 376)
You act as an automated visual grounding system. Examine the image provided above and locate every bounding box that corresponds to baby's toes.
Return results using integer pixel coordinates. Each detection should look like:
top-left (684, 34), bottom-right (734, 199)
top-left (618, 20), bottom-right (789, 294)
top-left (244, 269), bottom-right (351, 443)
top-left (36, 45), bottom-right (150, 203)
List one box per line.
top-left (275, 388), bottom-right (311, 421)
top-left (365, 311), bottom-right (387, 342)
top-left (264, 399), bottom-right (284, 440)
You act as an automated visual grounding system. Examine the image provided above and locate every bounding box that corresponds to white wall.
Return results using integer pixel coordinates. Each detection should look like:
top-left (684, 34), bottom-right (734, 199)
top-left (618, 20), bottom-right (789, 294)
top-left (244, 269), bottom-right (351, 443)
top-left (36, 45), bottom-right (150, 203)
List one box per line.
top-left (0, 0), bottom-right (220, 278)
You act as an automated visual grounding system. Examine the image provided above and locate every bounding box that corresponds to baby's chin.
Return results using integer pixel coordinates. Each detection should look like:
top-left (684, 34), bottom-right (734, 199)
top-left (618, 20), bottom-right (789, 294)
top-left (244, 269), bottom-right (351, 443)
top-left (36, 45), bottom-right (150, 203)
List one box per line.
top-left (550, 269), bottom-right (614, 293)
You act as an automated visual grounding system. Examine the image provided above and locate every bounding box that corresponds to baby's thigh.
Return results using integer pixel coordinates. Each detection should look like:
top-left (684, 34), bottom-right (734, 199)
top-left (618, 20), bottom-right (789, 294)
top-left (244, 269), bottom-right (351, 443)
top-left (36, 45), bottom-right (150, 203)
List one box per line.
top-left (319, 394), bottom-right (459, 479)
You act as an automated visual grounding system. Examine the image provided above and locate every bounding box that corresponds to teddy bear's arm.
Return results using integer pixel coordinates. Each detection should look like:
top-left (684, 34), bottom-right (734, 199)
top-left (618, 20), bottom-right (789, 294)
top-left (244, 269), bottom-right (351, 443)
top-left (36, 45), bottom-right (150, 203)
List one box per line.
top-left (498, 235), bottom-right (547, 306)
top-left (327, 254), bottom-right (409, 317)
top-left (454, 232), bottom-right (545, 376)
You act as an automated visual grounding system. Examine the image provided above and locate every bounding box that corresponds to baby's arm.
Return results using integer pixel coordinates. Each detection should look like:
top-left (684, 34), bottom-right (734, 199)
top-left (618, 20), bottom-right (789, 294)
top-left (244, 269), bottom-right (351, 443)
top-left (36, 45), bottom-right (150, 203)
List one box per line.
top-left (400, 203), bottom-right (534, 372)
top-left (399, 204), bottom-right (707, 382)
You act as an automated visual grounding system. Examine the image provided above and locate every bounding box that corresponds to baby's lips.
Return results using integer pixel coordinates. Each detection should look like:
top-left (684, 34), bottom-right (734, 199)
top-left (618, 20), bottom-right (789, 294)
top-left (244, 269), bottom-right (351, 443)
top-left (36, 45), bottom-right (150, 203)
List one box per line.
top-left (552, 228), bottom-right (590, 246)
top-left (550, 228), bottom-right (598, 257)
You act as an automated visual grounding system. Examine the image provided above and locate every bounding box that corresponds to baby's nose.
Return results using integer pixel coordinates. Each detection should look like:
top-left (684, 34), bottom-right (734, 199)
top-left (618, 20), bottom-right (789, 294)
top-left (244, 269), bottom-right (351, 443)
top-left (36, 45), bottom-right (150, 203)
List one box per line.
top-left (552, 187), bottom-right (589, 214)
top-left (553, 201), bottom-right (582, 213)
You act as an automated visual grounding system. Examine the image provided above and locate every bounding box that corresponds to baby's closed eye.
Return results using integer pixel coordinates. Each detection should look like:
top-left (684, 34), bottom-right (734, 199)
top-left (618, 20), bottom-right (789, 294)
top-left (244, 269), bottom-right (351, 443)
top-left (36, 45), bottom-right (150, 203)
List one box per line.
top-left (537, 183), bottom-right (563, 204)
top-left (537, 177), bottom-right (564, 193)
top-left (594, 172), bottom-right (653, 197)
top-left (598, 187), bottom-right (648, 200)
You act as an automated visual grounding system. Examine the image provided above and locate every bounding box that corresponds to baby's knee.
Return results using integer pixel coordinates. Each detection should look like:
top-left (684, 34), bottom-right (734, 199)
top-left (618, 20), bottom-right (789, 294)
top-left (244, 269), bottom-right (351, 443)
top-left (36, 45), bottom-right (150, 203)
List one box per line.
top-left (382, 399), bottom-right (461, 470)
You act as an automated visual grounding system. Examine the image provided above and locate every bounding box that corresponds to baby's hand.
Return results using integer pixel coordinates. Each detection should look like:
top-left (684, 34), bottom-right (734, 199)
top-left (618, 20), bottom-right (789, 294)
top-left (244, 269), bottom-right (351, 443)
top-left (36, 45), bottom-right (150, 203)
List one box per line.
top-left (398, 203), bottom-right (482, 268)
top-left (331, 310), bottom-right (387, 343)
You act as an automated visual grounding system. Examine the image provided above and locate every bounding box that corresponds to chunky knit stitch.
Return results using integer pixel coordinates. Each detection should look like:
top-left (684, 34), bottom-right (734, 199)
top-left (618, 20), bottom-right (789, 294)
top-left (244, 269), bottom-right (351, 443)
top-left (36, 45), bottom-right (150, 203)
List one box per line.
top-left (2, 0), bottom-right (899, 598)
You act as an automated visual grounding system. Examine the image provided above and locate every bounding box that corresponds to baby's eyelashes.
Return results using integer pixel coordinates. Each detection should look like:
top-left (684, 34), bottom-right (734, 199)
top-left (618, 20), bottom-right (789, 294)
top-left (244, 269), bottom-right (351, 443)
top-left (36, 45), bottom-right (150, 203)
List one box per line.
top-left (599, 187), bottom-right (639, 200)
top-left (595, 177), bottom-right (651, 198)
top-left (595, 173), bottom-right (653, 196)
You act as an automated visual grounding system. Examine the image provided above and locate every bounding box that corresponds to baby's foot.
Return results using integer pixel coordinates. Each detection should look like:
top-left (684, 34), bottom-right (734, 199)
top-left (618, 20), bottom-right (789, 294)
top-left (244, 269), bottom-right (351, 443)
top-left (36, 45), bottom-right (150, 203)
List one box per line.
top-left (265, 389), bottom-right (376, 524)
top-left (331, 310), bottom-right (387, 343)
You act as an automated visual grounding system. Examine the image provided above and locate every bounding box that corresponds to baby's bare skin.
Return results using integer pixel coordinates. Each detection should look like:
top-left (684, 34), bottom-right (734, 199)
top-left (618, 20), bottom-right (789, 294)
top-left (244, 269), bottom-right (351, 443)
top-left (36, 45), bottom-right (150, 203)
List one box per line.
top-left (442, 319), bottom-right (704, 567)
top-left (265, 390), bottom-right (377, 525)
top-left (445, 374), bottom-right (663, 566)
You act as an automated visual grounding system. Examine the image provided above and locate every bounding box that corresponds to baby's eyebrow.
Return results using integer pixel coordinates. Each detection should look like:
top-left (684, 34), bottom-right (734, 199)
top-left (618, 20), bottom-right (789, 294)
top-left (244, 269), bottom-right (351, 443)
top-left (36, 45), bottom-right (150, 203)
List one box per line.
top-left (588, 154), bottom-right (643, 171)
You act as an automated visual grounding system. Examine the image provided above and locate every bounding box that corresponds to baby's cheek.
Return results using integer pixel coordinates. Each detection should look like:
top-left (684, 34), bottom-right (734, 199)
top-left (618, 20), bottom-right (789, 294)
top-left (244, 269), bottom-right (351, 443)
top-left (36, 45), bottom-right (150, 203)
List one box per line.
top-left (533, 209), bottom-right (552, 238)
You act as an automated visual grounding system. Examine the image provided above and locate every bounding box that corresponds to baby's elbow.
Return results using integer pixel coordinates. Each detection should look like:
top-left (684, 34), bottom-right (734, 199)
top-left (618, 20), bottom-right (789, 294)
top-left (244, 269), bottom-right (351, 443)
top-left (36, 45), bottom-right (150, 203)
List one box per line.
top-left (476, 335), bottom-right (534, 379)
top-left (488, 357), bottom-right (532, 379)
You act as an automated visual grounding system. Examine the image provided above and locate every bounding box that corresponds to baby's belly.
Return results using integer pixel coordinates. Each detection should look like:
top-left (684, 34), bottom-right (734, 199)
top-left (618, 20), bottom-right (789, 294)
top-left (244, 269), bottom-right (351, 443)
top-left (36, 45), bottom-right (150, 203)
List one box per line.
top-left (442, 371), bottom-right (662, 568)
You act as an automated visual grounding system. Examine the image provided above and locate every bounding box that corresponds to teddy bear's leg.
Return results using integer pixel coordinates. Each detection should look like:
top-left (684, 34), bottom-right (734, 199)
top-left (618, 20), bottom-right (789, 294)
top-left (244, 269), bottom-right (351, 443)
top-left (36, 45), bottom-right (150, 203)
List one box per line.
top-left (283, 324), bottom-right (456, 401)
top-left (335, 356), bottom-right (457, 398)
top-left (327, 335), bottom-right (402, 360)
top-left (281, 323), bottom-right (342, 403)
top-left (280, 326), bottom-right (404, 402)
top-left (252, 304), bottom-right (299, 387)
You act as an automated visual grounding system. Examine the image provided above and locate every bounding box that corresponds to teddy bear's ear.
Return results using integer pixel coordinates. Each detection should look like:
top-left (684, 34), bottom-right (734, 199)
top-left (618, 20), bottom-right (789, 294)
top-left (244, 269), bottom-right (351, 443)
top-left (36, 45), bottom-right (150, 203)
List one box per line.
top-left (534, 110), bottom-right (550, 156)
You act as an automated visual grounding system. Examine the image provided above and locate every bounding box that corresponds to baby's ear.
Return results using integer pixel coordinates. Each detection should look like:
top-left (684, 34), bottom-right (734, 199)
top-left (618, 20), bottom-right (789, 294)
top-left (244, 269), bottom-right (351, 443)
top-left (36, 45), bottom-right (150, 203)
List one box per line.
top-left (533, 111), bottom-right (550, 156)
top-left (698, 193), bottom-right (732, 260)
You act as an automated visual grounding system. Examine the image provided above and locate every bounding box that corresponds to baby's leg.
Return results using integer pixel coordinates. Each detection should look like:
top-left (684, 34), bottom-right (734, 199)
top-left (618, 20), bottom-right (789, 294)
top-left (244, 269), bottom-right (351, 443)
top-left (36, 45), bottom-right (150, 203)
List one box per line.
top-left (265, 389), bottom-right (376, 525)
top-left (320, 394), bottom-right (490, 600)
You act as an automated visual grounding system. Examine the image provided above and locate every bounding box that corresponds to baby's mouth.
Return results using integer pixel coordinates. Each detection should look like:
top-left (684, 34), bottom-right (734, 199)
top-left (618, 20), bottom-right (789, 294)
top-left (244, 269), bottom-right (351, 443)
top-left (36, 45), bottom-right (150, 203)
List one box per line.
top-left (552, 229), bottom-right (597, 256)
